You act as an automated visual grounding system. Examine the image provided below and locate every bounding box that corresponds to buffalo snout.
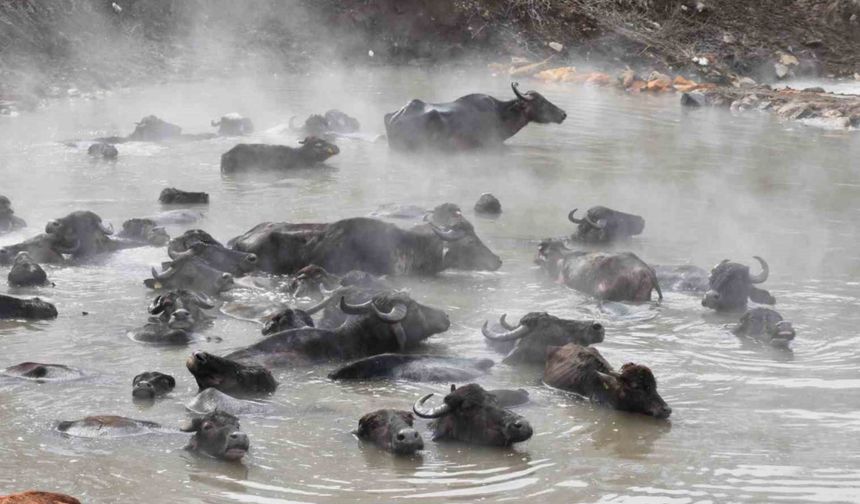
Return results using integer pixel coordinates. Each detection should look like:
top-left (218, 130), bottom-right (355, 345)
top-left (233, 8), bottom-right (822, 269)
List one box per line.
top-left (504, 418), bottom-right (533, 443)
top-left (392, 427), bottom-right (424, 454)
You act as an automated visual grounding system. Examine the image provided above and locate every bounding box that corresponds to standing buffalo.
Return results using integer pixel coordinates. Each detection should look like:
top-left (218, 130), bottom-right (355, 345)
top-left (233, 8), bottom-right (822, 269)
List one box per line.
top-left (412, 384), bottom-right (533, 446)
top-left (211, 113), bottom-right (254, 136)
top-left (186, 351), bottom-right (277, 395)
top-left (482, 312), bottom-right (605, 364)
top-left (355, 409), bottom-right (424, 455)
top-left (220, 137), bottom-right (339, 174)
top-left (536, 240), bottom-right (662, 302)
top-left (7, 252), bottom-right (49, 287)
top-left (732, 307), bottom-right (795, 347)
top-left (543, 344), bottom-right (672, 419)
top-left (385, 83), bottom-right (566, 150)
top-left (568, 206), bottom-right (645, 244)
top-left (180, 410), bottom-right (250, 461)
top-left (701, 257), bottom-right (774, 312)
top-left (0, 196), bottom-right (27, 234)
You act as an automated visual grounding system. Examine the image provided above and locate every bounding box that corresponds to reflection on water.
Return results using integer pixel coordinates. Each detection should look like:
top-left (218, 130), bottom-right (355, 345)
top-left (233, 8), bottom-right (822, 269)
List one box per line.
top-left (1, 67), bottom-right (860, 502)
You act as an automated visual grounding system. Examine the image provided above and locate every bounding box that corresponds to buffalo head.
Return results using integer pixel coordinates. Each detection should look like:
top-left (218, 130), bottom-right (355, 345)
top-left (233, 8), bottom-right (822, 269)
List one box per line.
top-left (148, 289), bottom-right (215, 326)
top-left (355, 409), bottom-right (423, 455)
top-left (298, 136), bottom-right (340, 164)
top-left (168, 238), bottom-right (258, 276)
top-left (702, 257), bottom-right (774, 312)
top-left (186, 351), bottom-right (277, 395)
top-left (483, 312), bottom-right (605, 364)
top-left (132, 371), bottom-right (176, 400)
top-left (147, 256), bottom-right (234, 295)
top-left (512, 82), bottom-right (567, 124)
top-left (568, 206), bottom-right (645, 243)
top-left (413, 383), bottom-right (533, 446)
top-left (180, 410), bottom-right (249, 461)
top-left (128, 115), bottom-right (182, 142)
top-left (732, 307), bottom-right (795, 347)
top-left (44, 210), bottom-right (114, 257)
top-left (339, 291), bottom-right (450, 350)
top-left (425, 204), bottom-right (502, 271)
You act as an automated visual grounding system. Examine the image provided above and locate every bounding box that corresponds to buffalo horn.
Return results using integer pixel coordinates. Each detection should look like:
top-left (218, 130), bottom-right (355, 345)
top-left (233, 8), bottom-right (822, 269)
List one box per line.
top-left (499, 313), bottom-right (517, 330)
top-left (151, 264), bottom-right (178, 281)
top-left (481, 319), bottom-right (530, 342)
top-left (412, 393), bottom-right (452, 419)
top-left (750, 256), bottom-right (769, 284)
top-left (339, 296), bottom-right (374, 315)
top-left (511, 82), bottom-right (532, 101)
top-left (373, 302), bottom-right (408, 323)
top-left (98, 221), bottom-right (114, 235)
top-left (304, 290), bottom-right (342, 315)
top-left (568, 209), bottom-right (584, 224)
top-left (191, 291), bottom-right (216, 309)
top-left (430, 223), bottom-right (466, 242)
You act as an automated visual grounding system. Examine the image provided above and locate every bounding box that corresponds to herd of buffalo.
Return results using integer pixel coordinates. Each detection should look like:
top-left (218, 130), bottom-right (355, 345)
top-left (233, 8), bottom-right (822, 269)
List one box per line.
top-left (0, 83), bottom-right (796, 502)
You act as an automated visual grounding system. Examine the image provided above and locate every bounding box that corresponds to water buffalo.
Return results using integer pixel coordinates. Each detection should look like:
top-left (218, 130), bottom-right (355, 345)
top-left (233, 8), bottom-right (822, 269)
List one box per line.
top-left (0, 491), bottom-right (80, 503)
top-left (148, 289), bottom-right (216, 326)
top-left (220, 137), bottom-right (339, 174)
top-left (329, 354), bottom-right (494, 382)
top-left (43, 210), bottom-right (145, 259)
top-left (653, 264), bottom-right (710, 292)
top-left (474, 193), bottom-right (502, 216)
top-left (482, 312), bottom-right (605, 365)
top-left (118, 218), bottom-right (169, 246)
top-left (1, 362), bottom-right (84, 381)
top-left (355, 409), bottom-right (423, 455)
top-left (159, 188), bottom-right (209, 205)
top-left (128, 309), bottom-right (197, 345)
top-left (168, 231), bottom-right (257, 276)
top-left (702, 257), bottom-right (774, 312)
top-left (229, 216), bottom-right (501, 276)
top-left (87, 142), bottom-right (118, 159)
top-left (290, 110), bottom-right (360, 138)
top-left (0, 234), bottom-right (63, 265)
top-left (225, 292), bottom-right (450, 366)
top-left (132, 371), bottom-right (176, 399)
top-left (543, 344), bottom-right (672, 419)
top-left (186, 351), bottom-right (277, 395)
top-left (7, 252), bottom-right (49, 287)
top-left (0, 196), bottom-right (27, 234)
top-left (568, 206), bottom-right (645, 244)
top-left (146, 256), bottom-right (234, 295)
top-left (0, 294), bottom-right (57, 320)
top-left (180, 410), bottom-right (249, 461)
top-left (262, 307), bottom-right (315, 335)
top-left (732, 307), bottom-right (795, 347)
top-left (536, 240), bottom-right (662, 302)
top-left (128, 115), bottom-right (182, 141)
top-left (384, 82), bottom-right (566, 151)
top-left (286, 265), bottom-right (389, 300)
top-left (412, 384), bottom-right (534, 446)
top-left (185, 388), bottom-right (270, 416)
top-left (56, 416), bottom-right (163, 437)
top-left (211, 113), bottom-right (254, 136)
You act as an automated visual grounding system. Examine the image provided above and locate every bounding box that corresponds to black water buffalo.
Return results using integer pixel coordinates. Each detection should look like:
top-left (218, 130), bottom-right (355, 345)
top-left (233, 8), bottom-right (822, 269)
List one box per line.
top-left (568, 206), bottom-right (645, 244)
top-left (653, 264), bottom-right (710, 292)
top-left (148, 289), bottom-right (216, 326)
top-left (0, 234), bottom-right (63, 265)
top-left (702, 257), bottom-right (774, 312)
top-left (732, 307), bottom-right (795, 347)
top-left (128, 309), bottom-right (197, 345)
top-left (186, 351), bottom-right (277, 395)
top-left (146, 256), bottom-right (234, 295)
top-left (132, 371), bottom-right (176, 399)
top-left (56, 415), bottom-right (163, 437)
top-left (229, 216), bottom-right (501, 276)
top-left (7, 252), bottom-right (49, 287)
top-left (185, 388), bottom-right (271, 416)
top-left (384, 83), bottom-right (566, 151)
top-left (180, 410), bottom-right (250, 461)
top-left (211, 113), bottom-right (254, 136)
top-left (168, 230), bottom-right (257, 276)
top-left (43, 210), bottom-right (145, 259)
top-left (543, 344), bottom-right (672, 419)
top-left (412, 384), bottom-right (533, 446)
top-left (474, 193), bottom-right (502, 216)
top-left (220, 137), bottom-right (339, 174)
top-left (118, 218), bottom-right (169, 246)
top-left (286, 265), bottom-right (390, 300)
top-left (355, 409), bottom-right (423, 455)
top-left (95, 115), bottom-right (217, 144)
top-left (226, 292), bottom-right (450, 366)
top-left (482, 312), bottom-right (605, 365)
top-left (0, 196), bottom-right (27, 234)
top-left (329, 354), bottom-right (494, 382)
top-left (262, 307), bottom-right (315, 335)
top-left (290, 110), bottom-right (360, 138)
top-left (1, 362), bottom-right (84, 381)
top-left (0, 294), bottom-right (57, 320)
top-left (536, 240), bottom-right (662, 302)
top-left (87, 142), bottom-right (118, 159)
top-left (159, 188), bottom-right (209, 205)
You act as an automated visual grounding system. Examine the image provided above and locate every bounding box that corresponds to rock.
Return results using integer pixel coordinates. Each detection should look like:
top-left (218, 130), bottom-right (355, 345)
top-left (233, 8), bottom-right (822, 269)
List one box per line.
top-left (680, 92), bottom-right (707, 107)
top-left (474, 193), bottom-right (502, 216)
top-left (692, 56), bottom-right (710, 66)
top-left (774, 63), bottom-right (790, 79)
top-left (510, 56), bottom-right (554, 78)
top-left (723, 33), bottom-right (736, 44)
top-left (802, 86), bottom-right (826, 93)
top-left (548, 41), bottom-right (563, 52)
top-left (776, 101), bottom-right (812, 120)
top-left (618, 69), bottom-right (638, 88)
top-left (779, 53), bottom-right (800, 66)
top-left (855, 72), bottom-right (860, 81)
top-left (735, 76), bottom-right (758, 88)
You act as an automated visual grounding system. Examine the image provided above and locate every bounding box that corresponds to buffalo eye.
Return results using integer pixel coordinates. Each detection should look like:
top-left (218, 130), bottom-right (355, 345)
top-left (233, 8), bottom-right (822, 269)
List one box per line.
top-left (202, 422), bottom-right (214, 431)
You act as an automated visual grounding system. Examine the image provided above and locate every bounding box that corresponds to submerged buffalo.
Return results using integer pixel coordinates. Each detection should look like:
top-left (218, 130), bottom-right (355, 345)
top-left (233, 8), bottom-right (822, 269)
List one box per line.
top-left (0, 234), bottom-right (63, 265)
top-left (186, 351), bottom-right (277, 395)
top-left (329, 354), bottom-right (494, 382)
top-left (226, 292), bottom-right (450, 366)
top-left (355, 409), bottom-right (423, 455)
top-left (56, 415), bottom-right (163, 437)
top-left (168, 230), bottom-right (257, 277)
top-left (229, 216), bottom-right (501, 276)
top-left (536, 240), bottom-right (662, 302)
top-left (0, 294), bottom-right (57, 320)
top-left (290, 109), bottom-right (360, 138)
top-left (732, 307), bottom-right (795, 347)
top-left (286, 265), bottom-right (390, 301)
top-left (159, 188), bottom-right (209, 205)
top-left (95, 115), bottom-right (215, 144)
top-left (220, 137), bottom-right (339, 174)
top-left (568, 206), bottom-right (645, 244)
top-left (148, 289), bottom-right (216, 327)
top-left (0, 196), bottom-right (27, 234)
top-left (130, 289), bottom-right (216, 344)
top-left (1, 362), bottom-right (84, 381)
top-left (7, 252), bottom-right (49, 287)
top-left (412, 384), bottom-right (533, 446)
top-left (702, 257), bottom-right (774, 312)
top-left (180, 410), bottom-right (250, 461)
top-left (132, 371), bottom-right (176, 400)
top-left (211, 113), bottom-right (254, 136)
top-left (185, 388), bottom-right (270, 416)
top-left (146, 255), bottom-right (234, 295)
top-left (482, 312), bottom-right (605, 364)
top-left (87, 142), bottom-right (118, 159)
top-left (0, 491), bottom-right (81, 503)
top-left (543, 344), bottom-right (672, 419)
top-left (474, 193), bottom-right (502, 216)
top-left (262, 307), bottom-right (315, 335)
top-left (384, 83), bottom-right (566, 151)
top-left (653, 264), bottom-right (710, 292)
top-left (118, 218), bottom-right (169, 247)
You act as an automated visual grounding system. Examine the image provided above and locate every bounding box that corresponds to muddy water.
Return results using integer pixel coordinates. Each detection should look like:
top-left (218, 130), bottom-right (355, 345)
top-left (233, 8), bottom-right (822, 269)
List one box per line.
top-left (1, 68), bottom-right (860, 503)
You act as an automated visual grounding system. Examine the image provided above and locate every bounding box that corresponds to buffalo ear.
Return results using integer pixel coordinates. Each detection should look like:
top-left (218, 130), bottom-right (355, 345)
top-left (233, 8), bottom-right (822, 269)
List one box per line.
top-left (179, 417), bottom-right (202, 432)
top-left (596, 371), bottom-right (621, 393)
top-left (749, 287), bottom-right (776, 305)
top-left (356, 413), bottom-right (373, 437)
top-left (166, 375), bottom-right (176, 388)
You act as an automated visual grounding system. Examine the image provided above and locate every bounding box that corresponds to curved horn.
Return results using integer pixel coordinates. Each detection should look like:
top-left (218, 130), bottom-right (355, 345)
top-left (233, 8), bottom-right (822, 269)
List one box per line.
top-left (584, 213), bottom-right (605, 230)
top-left (373, 302), bottom-right (408, 323)
top-left (750, 256), bottom-right (769, 284)
top-left (151, 264), bottom-right (178, 282)
top-left (568, 209), bottom-right (584, 224)
top-left (339, 296), bottom-right (374, 315)
top-left (499, 313), bottom-right (518, 330)
top-left (148, 295), bottom-right (168, 314)
top-left (304, 289), bottom-right (342, 315)
top-left (289, 116), bottom-right (302, 131)
top-left (190, 291), bottom-right (216, 309)
top-left (481, 319), bottom-right (530, 342)
top-left (413, 393), bottom-right (452, 419)
top-left (430, 223), bottom-right (467, 242)
top-left (511, 82), bottom-right (532, 101)
top-left (98, 221), bottom-right (114, 235)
